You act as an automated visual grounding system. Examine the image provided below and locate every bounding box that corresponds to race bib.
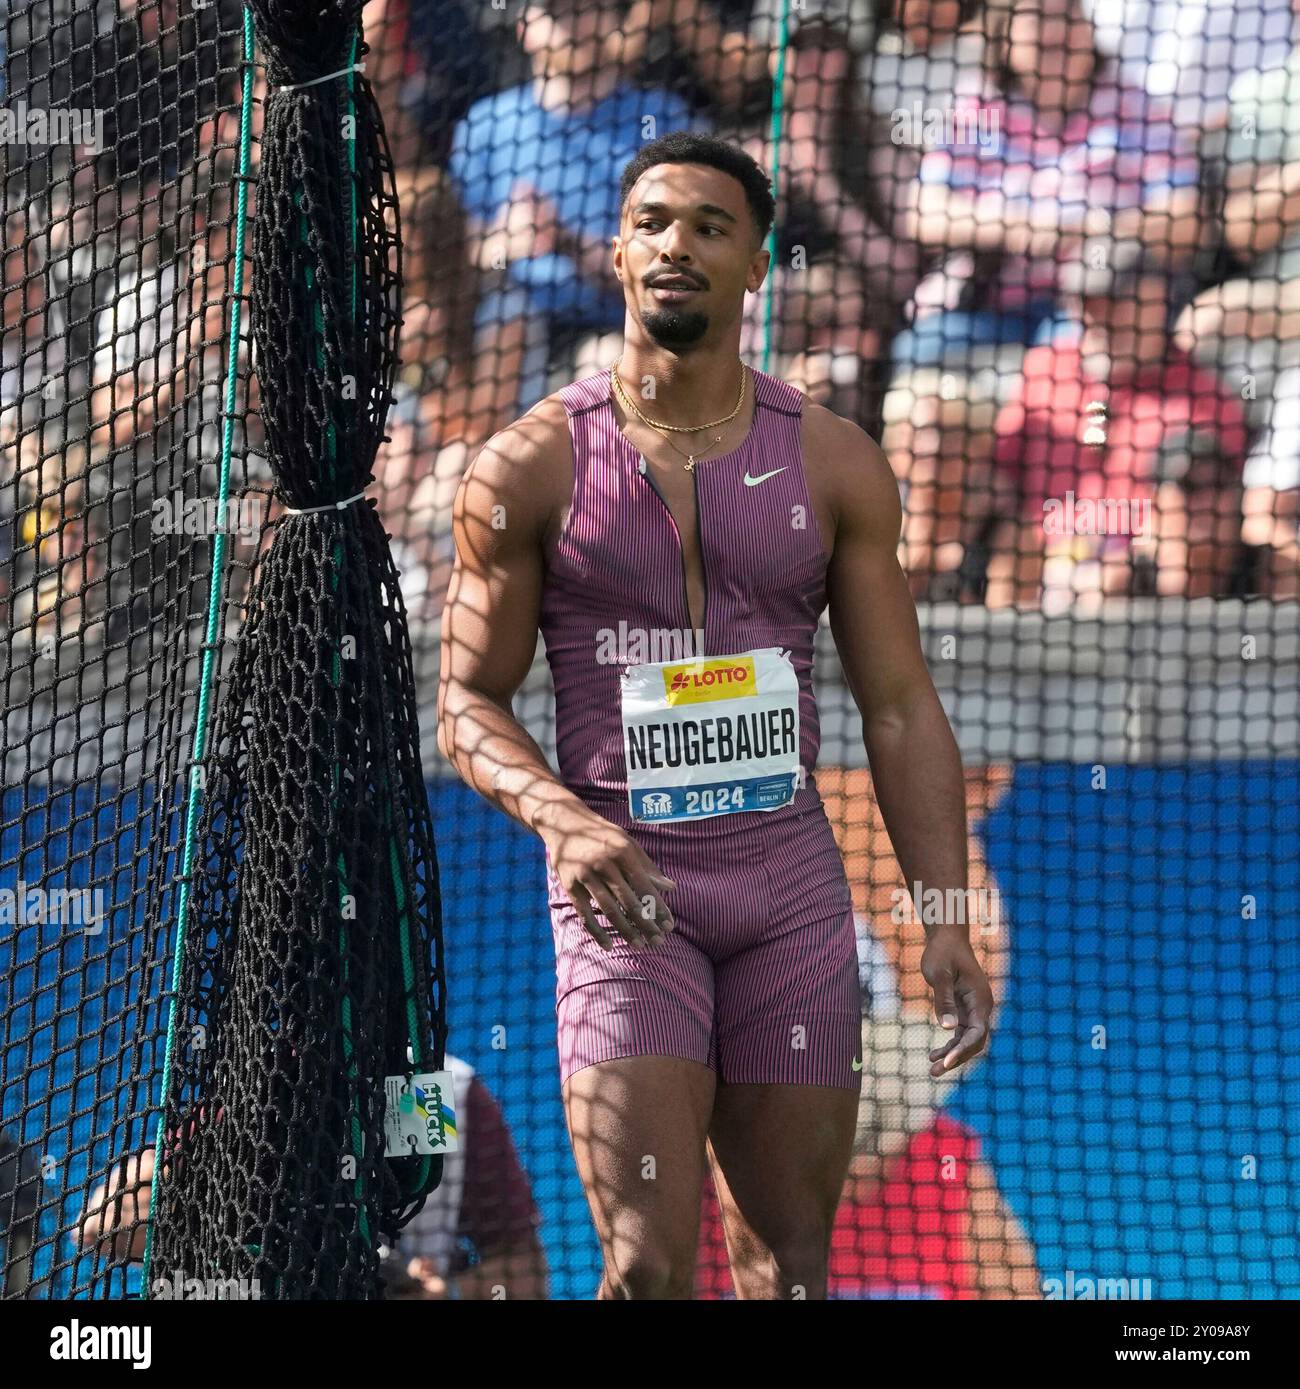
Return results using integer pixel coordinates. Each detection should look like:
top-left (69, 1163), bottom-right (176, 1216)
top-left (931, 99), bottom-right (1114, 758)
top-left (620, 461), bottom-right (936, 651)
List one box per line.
top-left (620, 647), bottom-right (801, 823)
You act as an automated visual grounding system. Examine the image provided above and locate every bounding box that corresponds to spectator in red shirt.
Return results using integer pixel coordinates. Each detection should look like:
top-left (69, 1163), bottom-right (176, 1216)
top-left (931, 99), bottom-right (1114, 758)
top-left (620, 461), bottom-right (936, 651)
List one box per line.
top-left (697, 1105), bottom-right (1038, 1299)
top-left (986, 250), bottom-right (1248, 610)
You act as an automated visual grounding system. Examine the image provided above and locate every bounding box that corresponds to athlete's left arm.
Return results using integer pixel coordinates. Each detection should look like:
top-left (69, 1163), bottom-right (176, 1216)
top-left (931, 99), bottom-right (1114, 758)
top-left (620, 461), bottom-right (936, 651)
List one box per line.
top-left (819, 409), bottom-right (993, 1077)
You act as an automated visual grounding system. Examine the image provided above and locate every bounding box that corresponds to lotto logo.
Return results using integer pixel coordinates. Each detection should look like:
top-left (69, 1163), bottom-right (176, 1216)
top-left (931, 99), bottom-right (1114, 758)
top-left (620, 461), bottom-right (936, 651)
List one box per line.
top-left (662, 657), bottom-right (756, 705)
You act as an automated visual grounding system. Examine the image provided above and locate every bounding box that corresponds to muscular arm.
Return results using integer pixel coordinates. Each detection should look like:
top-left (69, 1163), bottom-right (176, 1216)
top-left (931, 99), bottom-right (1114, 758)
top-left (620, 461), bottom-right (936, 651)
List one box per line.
top-left (818, 409), bottom-right (992, 1073)
top-left (436, 402), bottom-right (675, 950)
top-left (824, 414), bottom-right (969, 925)
top-left (436, 400), bottom-right (585, 839)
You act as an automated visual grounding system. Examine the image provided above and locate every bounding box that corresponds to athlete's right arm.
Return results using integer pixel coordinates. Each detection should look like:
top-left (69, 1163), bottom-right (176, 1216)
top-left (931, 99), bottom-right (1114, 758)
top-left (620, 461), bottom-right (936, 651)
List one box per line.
top-left (436, 404), bottom-right (675, 951)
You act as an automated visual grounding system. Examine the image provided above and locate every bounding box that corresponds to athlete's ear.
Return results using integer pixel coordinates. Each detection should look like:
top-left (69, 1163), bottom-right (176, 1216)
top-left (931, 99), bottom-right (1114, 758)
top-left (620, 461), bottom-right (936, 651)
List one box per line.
top-left (612, 233), bottom-right (624, 283)
top-left (746, 247), bottom-right (770, 294)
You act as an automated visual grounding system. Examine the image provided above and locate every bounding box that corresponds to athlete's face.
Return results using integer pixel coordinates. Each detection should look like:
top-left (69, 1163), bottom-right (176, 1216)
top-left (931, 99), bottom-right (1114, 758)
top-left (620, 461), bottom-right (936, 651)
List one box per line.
top-left (614, 163), bottom-right (768, 352)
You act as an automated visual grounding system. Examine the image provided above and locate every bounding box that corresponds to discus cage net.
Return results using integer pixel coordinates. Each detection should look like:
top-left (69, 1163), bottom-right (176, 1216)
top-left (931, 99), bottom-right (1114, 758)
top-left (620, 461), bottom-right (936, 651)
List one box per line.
top-left (2, 0), bottom-right (1298, 1301)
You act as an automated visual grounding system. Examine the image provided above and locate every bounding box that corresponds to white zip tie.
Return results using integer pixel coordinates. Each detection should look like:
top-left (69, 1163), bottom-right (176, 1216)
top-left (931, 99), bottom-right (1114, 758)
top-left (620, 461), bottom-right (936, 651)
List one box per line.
top-left (282, 490), bottom-right (368, 516)
top-left (277, 62), bottom-right (365, 94)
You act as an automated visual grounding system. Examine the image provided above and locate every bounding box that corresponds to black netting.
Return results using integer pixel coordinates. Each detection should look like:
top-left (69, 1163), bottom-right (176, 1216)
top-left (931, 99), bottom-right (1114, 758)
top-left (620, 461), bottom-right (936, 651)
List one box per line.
top-left (3, 0), bottom-right (1298, 1303)
top-left (143, 4), bottom-right (446, 1299)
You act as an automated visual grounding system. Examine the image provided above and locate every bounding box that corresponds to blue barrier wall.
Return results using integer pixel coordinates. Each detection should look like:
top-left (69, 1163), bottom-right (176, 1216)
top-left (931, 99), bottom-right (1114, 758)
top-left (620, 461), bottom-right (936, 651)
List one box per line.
top-left (4, 766), bottom-right (1298, 1298)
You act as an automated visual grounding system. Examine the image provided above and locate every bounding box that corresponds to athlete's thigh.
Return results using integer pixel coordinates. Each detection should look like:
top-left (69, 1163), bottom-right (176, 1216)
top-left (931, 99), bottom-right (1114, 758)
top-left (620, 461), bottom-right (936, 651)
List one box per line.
top-left (563, 1055), bottom-right (716, 1270)
top-left (707, 1079), bottom-right (859, 1263)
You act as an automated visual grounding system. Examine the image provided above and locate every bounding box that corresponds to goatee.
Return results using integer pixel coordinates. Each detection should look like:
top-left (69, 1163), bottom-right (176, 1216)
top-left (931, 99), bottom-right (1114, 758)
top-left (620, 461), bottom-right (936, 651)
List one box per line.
top-left (641, 307), bottom-right (709, 348)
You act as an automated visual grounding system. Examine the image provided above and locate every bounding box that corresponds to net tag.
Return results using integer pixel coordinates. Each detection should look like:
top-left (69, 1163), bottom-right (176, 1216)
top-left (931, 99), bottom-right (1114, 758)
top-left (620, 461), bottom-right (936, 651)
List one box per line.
top-left (383, 1071), bottom-right (459, 1157)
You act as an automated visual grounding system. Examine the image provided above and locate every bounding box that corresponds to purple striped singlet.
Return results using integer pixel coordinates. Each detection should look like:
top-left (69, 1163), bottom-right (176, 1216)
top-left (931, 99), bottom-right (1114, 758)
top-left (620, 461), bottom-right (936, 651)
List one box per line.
top-left (538, 366), bottom-right (860, 1089)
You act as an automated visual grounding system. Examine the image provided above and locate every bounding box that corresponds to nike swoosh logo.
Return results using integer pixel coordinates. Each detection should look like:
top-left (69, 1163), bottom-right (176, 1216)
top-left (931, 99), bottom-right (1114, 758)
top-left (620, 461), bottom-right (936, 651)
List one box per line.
top-left (851, 1057), bottom-right (863, 1072)
top-left (743, 468), bottom-right (787, 486)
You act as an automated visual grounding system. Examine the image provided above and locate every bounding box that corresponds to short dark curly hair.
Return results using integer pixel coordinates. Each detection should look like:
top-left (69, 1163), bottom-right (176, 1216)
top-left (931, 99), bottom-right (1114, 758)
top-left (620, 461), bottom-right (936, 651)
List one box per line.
top-left (619, 131), bottom-right (775, 246)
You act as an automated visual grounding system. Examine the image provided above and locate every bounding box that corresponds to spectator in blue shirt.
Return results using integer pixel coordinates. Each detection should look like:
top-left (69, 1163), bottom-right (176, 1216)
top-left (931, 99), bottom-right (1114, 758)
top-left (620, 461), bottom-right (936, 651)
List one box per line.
top-left (449, 0), bottom-right (704, 415)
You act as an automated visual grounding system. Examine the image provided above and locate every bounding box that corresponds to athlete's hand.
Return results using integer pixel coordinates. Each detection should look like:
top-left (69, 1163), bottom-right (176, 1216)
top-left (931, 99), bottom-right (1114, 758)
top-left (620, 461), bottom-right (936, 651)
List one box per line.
top-left (921, 928), bottom-right (993, 1077)
top-left (539, 803), bottom-right (676, 952)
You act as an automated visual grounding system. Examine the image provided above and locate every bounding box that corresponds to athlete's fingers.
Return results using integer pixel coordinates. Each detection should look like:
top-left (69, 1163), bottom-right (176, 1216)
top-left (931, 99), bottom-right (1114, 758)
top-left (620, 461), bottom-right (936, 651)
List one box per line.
top-left (582, 876), bottom-right (651, 949)
top-left (929, 969), bottom-right (959, 1032)
top-left (602, 862), bottom-right (669, 947)
top-left (569, 887), bottom-right (614, 951)
top-left (568, 868), bottom-right (647, 950)
top-left (616, 857), bottom-right (676, 939)
top-left (932, 1019), bottom-right (990, 1075)
top-left (925, 963), bottom-right (960, 1074)
top-left (929, 975), bottom-right (993, 1073)
top-left (947, 976), bottom-right (994, 1069)
top-left (621, 846), bottom-right (677, 912)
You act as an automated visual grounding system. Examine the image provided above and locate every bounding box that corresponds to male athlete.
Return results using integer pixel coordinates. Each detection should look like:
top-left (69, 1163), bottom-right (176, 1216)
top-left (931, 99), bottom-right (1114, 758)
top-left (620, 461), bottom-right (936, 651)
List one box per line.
top-left (437, 131), bottom-right (993, 1300)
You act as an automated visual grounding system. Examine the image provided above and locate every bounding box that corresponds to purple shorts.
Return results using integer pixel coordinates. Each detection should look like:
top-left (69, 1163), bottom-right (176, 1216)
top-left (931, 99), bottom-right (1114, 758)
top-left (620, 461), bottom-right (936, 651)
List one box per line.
top-left (545, 793), bottom-right (861, 1089)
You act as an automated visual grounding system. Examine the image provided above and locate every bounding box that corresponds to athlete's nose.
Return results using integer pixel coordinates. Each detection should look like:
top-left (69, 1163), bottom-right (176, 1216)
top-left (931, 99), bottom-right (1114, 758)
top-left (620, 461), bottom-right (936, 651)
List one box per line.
top-left (657, 219), bottom-right (694, 263)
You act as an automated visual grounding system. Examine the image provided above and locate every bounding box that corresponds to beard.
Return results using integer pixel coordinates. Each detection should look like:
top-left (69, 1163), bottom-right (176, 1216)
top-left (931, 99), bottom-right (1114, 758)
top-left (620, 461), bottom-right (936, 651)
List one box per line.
top-left (640, 306), bottom-right (709, 349)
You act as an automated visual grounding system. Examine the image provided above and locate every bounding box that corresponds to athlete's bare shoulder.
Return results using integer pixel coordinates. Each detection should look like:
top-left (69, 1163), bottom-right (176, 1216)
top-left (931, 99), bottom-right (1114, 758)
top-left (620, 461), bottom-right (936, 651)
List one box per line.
top-left (452, 389), bottom-right (573, 547)
top-left (799, 397), bottom-right (901, 555)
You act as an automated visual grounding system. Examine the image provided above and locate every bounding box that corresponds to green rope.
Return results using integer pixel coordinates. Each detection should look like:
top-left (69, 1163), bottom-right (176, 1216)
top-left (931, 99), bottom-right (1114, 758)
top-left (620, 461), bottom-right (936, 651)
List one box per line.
top-left (335, 29), bottom-right (370, 1244)
top-left (142, 2), bottom-right (257, 1289)
top-left (761, 0), bottom-right (791, 375)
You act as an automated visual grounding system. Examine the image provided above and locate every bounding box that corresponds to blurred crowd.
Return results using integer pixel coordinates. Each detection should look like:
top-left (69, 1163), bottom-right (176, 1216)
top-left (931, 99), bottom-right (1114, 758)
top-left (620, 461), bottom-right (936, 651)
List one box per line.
top-left (1, 0), bottom-right (258, 649)
top-left (3, 0), bottom-right (1300, 652)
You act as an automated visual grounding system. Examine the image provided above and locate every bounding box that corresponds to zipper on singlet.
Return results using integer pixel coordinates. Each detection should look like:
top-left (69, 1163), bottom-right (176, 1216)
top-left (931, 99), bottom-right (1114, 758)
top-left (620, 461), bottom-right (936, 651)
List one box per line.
top-left (639, 456), bottom-right (707, 657)
top-left (691, 466), bottom-right (709, 657)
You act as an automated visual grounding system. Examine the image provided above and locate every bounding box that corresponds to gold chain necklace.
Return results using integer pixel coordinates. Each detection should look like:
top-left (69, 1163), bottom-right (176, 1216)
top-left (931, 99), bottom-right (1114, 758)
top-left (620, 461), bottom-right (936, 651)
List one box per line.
top-left (611, 360), bottom-right (749, 473)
